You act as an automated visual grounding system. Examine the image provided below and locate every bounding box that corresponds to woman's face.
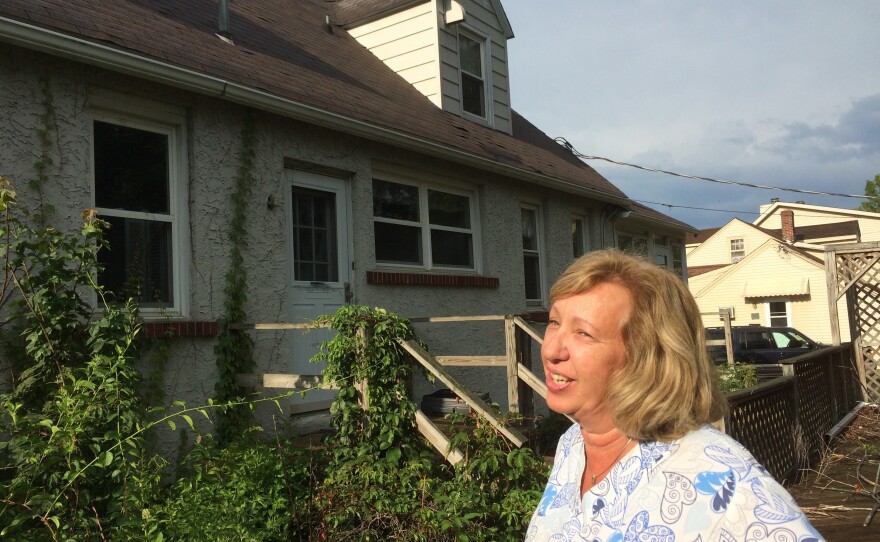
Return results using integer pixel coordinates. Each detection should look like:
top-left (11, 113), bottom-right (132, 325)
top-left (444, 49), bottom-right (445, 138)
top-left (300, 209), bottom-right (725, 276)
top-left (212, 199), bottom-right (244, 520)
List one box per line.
top-left (541, 281), bottom-right (632, 429)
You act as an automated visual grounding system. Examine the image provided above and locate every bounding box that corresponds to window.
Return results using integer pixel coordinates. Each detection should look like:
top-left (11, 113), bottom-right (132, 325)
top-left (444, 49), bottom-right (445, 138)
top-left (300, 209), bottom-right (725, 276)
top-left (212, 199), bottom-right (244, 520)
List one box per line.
top-left (572, 215), bottom-right (588, 258)
top-left (291, 186), bottom-right (338, 282)
top-left (730, 238), bottom-right (745, 262)
top-left (92, 108), bottom-right (186, 314)
top-left (671, 242), bottom-right (683, 276)
top-left (372, 178), bottom-right (476, 270)
top-left (617, 232), bottom-right (647, 256)
top-left (522, 205), bottom-right (543, 303)
top-left (766, 300), bottom-right (791, 327)
top-left (458, 30), bottom-right (486, 118)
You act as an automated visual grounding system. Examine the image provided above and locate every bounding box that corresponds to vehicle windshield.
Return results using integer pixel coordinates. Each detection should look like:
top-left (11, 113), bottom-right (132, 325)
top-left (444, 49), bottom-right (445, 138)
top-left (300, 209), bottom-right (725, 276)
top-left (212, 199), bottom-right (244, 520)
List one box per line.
top-left (771, 329), bottom-right (811, 349)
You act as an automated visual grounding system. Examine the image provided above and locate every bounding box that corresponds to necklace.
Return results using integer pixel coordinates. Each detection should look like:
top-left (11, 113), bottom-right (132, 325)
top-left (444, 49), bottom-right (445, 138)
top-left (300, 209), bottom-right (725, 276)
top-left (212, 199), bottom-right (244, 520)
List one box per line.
top-left (586, 437), bottom-right (633, 486)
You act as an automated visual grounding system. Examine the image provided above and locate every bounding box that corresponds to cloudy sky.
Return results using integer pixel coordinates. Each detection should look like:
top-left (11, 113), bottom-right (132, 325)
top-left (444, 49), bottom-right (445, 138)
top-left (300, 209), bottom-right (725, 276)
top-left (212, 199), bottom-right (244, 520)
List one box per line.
top-left (503, 1), bottom-right (880, 229)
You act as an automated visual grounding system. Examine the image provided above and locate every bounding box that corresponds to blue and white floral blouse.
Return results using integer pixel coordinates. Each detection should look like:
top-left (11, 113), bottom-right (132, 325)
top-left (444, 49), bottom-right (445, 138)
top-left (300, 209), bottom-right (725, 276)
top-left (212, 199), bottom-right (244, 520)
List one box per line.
top-left (526, 424), bottom-right (824, 542)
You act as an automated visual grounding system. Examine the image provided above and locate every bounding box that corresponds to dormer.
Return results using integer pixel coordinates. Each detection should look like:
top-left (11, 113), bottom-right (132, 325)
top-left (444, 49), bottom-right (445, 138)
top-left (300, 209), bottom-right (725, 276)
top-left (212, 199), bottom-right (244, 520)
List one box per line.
top-left (339, 0), bottom-right (515, 134)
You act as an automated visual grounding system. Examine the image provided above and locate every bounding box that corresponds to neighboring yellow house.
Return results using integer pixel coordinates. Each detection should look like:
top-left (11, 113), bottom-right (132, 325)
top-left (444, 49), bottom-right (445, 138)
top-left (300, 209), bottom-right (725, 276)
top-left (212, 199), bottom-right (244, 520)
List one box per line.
top-left (686, 200), bottom-right (880, 343)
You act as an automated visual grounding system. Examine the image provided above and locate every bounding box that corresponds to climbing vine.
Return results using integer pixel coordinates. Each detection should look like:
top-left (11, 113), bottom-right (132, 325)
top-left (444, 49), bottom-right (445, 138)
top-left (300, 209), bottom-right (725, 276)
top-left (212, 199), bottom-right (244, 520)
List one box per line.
top-left (312, 306), bottom-right (549, 541)
top-left (214, 113), bottom-right (258, 442)
top-left (30, 74), bottom-right (56, 224)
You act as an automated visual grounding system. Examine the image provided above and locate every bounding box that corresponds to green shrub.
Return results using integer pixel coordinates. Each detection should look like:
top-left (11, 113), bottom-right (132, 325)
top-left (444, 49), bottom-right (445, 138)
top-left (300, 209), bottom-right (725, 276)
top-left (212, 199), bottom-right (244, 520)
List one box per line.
top-left (0, 178), bottom-right (163, 540)
top-left (148, 430), bottom-right (319, 541)
top-left (716, 362), bottom-right (758, 392)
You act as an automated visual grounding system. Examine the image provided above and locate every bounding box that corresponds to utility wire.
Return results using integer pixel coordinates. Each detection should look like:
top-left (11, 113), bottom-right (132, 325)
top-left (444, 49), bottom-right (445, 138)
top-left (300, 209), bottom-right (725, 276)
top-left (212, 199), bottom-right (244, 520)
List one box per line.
top-left (633, 199), bottom-right (760, 215)
top-left (555, 137), bottom-right (873, 201)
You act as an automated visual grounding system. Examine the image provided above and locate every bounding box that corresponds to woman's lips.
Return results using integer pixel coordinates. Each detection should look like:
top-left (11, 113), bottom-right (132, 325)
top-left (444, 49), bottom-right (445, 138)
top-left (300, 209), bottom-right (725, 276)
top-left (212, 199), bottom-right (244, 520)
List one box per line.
top-left (546, 372), bottom-right (573, 392)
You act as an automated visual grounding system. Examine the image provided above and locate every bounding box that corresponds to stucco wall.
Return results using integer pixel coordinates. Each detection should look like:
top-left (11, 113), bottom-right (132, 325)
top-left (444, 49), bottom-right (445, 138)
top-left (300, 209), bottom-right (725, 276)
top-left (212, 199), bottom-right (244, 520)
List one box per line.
top-left (2, 45), bottom-right (635, 454)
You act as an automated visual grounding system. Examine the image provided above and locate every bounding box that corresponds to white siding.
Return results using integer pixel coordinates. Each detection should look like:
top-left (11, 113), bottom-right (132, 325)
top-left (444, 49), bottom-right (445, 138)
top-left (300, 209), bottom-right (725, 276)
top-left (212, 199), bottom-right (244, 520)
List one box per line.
top-left (692, 241), bottom-right (849, 344)
top-left (687, 219), bottom-right (773, 267)
top-left (348, 4), bottom-right (442, 107)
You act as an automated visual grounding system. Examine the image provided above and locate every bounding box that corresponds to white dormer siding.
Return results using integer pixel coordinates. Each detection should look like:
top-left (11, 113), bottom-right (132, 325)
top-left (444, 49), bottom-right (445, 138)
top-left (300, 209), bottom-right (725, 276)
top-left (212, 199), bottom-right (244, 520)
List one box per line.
top-left (347, 3), bottom-right (443, 107)
top-left (347, 0), bottom-right (513, 134)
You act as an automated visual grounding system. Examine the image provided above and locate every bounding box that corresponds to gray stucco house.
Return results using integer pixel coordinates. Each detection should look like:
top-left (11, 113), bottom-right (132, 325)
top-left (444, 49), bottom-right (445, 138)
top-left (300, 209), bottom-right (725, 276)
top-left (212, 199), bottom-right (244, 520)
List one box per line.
top-left (0, 0), bottom-right (693, 437)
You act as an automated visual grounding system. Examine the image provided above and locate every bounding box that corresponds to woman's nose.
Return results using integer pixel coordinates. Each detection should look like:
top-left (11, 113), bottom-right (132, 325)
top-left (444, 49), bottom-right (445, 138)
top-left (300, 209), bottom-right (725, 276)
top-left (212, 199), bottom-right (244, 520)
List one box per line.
top-left (541, 329), bottom-right (567, 362)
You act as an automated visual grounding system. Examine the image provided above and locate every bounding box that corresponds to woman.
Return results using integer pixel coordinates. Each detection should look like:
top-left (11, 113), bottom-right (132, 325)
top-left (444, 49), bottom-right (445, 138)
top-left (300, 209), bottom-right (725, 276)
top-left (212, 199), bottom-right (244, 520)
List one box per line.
top-left (526, 249), bottom-right (822, 541)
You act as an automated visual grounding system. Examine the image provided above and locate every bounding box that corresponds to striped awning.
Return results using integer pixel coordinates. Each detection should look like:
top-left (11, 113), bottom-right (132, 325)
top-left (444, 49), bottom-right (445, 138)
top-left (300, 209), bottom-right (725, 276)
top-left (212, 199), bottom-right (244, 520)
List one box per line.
top-left (742, 277), bottom-right (810, 298)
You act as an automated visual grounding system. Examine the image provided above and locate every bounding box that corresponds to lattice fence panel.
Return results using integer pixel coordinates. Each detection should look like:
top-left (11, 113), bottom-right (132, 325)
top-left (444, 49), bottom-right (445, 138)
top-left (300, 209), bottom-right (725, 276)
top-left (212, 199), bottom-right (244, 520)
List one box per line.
top-left (834, 250), bottom-right (880, 401)
top-left (793, 357), bottom-right (835, 460)
top-left (727, 378), bottom-right (799, 482)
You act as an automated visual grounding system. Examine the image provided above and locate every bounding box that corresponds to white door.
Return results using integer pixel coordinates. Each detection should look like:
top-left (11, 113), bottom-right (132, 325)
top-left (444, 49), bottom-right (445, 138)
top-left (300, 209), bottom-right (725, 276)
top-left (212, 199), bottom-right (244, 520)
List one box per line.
top-left (286, 170), bottom-right (351, 413)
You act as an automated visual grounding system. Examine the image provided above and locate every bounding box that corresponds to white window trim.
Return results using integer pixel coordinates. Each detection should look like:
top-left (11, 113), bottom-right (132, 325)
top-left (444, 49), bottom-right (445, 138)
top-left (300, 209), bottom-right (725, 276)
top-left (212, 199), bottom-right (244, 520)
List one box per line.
top-left (89, 92), bottom-right (189, 318)
top-left (764, 299), bottom-right (793, 327)
top-left (522, 202), bottom-right (546, 306)
top-left (457, 26), bottom-right (493, 125)
top-left (372, 175), bottom-right (482, 274)
top-left (730, 238), bottom-right (745, 263)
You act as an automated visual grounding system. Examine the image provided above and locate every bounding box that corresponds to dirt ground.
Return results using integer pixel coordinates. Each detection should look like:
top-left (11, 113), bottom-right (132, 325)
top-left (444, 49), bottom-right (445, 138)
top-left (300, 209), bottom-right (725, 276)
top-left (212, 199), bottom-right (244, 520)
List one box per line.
top-left (787, 403), bottom-right (880, 541)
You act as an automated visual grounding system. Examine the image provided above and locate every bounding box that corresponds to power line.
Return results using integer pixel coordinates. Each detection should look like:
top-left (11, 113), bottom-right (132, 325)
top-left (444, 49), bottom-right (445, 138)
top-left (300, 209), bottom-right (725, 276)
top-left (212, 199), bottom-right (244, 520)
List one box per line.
top-left (633, 199), bottom-right (760, 215)
top-left (555, 137), bottom-right (873, 200)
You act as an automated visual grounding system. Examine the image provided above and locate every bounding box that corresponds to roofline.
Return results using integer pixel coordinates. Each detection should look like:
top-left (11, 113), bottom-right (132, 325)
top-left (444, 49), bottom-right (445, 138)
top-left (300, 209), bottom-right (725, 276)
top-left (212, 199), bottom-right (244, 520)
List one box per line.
top-left (0, 15), bottom-right (629, 207)
top-left (755, 201), bottom-right (880, 226)
top-left (627, 209), bottom-right (698, 233)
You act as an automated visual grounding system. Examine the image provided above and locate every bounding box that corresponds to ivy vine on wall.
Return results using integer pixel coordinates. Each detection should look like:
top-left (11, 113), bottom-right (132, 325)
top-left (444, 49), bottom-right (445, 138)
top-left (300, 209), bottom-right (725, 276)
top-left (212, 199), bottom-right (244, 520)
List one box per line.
top-left (214, 112), bottom-right (258, 443)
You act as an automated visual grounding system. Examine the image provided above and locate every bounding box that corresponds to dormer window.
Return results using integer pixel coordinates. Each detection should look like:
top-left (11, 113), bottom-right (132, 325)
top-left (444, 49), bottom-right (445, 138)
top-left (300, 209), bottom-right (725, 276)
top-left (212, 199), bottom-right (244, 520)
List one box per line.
top-left (458, 30), bottom-right (486, 118)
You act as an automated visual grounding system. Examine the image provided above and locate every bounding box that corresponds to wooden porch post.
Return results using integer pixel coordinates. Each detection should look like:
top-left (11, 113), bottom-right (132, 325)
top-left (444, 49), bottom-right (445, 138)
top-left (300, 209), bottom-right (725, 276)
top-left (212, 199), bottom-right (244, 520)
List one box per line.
top-left (505, 316), bottom-right (519, 413)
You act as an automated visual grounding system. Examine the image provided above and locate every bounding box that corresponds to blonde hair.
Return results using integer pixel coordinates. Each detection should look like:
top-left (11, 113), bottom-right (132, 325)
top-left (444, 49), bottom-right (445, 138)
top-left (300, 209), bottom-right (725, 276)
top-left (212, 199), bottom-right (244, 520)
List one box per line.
top-left (550, 249), bottom-right (727, 441)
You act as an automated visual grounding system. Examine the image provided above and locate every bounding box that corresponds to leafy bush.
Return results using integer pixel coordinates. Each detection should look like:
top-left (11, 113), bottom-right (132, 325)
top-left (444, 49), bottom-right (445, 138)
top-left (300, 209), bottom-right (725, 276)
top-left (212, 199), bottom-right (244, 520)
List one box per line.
top-left (0, 176), bottom-right (551, 540)
top-left (716, 362), bottom-right (758, 392)
top-left (312, 306), bottom-right (549, 541)
top-left (0, 178), bottom-right (163, 540)
top-left (147, 430), bottom-right (319, 541)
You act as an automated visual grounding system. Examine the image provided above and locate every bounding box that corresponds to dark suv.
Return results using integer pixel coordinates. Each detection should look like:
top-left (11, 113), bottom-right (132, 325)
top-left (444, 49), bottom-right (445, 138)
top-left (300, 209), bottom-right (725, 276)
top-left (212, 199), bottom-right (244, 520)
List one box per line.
top-left (706, 326), bottom-right (823, 364)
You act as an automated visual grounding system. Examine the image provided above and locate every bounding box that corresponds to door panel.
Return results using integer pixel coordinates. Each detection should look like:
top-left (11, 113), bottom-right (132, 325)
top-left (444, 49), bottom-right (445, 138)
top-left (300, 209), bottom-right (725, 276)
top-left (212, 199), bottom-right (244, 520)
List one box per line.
top-left (286, 171), bottom-right (350, 412)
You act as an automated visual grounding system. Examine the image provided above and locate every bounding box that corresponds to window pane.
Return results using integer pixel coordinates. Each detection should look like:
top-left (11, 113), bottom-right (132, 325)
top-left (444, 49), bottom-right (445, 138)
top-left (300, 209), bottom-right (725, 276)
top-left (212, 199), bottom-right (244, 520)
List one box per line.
top-left (94, 121), bottom-right (169, 214)
top-left (98, 216), bottom-right (172, 306)
top-left (459, 34), bottom-right (482, 76)
top-left (572, 218), bottom-right (585, 257)
top-left (373, 179), bottom-right (419, 221)
top-left (524, 253), bottom-right (541, 301)
top-left (428, 190), bottom-right (470, 228)
top-left (461, 74), bottom-right (485, 117)
top-left (768, 301), bottom-right (787, 327)
top-left (292, 187), bottom-right (337, 282)
top-left (522, 208), bottom-right (538, 250)
top-left (431, 229), bottom-right (473, 267)
top-left (374, 222), bottom-right (422, 264)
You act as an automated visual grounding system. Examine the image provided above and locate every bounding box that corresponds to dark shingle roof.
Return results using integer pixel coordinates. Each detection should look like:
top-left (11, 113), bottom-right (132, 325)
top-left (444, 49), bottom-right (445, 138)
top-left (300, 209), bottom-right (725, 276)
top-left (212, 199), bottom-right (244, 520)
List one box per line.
top-left (764, 220), bottom-right (860, 243)
top-left (334, 0), bottom-right (425, 27)
top-left (687, 227), bottom-right (721, 245)
top-left (687, 264), bottom-right (729, 278)
top-left (0, 0), bottom-right (635, 205)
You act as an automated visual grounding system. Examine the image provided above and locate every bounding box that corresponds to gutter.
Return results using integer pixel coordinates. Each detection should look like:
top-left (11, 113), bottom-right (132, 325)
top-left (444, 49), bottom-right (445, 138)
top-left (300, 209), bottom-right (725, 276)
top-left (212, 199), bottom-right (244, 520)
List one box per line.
top-left (824, 401), bottom-right (869, 443)
top-left (0, 15), bottom-right (634, 209)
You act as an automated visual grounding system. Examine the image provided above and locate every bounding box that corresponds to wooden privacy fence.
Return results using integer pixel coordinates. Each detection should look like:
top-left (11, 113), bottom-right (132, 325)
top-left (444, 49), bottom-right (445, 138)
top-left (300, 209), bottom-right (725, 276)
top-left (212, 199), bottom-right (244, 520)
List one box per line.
top-left (232, 315), bottom-right (563, 465)
top-left (725, 343), bottom-right (863, 483)
top-left (826, 242), bottom-right (880, 402)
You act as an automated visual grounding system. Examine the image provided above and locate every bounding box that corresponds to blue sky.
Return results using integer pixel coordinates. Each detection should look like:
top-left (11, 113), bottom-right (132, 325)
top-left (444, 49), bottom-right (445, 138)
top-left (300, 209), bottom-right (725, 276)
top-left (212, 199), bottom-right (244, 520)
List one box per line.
top-left (504, 1), bottom-right (880, 229)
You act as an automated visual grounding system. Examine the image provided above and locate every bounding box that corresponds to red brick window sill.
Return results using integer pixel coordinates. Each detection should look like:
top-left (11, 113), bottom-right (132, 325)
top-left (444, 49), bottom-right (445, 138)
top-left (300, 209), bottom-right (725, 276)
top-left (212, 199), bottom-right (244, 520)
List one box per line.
top-left (366, 271), bottom-right (499, 288)
top-left (140, 321), bottom-right (219, 339)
